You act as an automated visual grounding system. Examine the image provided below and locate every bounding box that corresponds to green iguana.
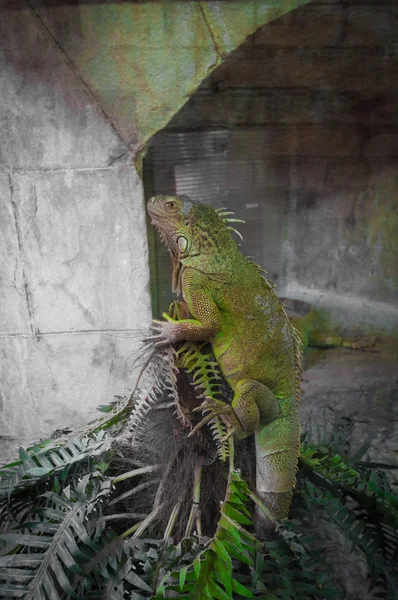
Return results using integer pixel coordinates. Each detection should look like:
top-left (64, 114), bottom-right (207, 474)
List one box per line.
top-left (147, 195), bottom-right (302, 534)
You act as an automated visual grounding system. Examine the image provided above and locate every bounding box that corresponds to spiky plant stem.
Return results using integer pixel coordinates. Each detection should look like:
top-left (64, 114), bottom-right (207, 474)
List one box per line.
top-left (185, 462), bottom-right (202, 538)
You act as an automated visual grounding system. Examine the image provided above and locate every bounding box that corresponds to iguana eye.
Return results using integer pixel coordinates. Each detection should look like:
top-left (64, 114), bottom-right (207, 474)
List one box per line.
top-left (167, 201), bottom-right (176, 208)
top-left (177, 236), bottom-right (188, 253)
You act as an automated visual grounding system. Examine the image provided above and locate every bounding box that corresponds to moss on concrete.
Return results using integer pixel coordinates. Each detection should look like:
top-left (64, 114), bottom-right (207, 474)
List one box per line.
top-left (51, 0), bottom-right (311, 154)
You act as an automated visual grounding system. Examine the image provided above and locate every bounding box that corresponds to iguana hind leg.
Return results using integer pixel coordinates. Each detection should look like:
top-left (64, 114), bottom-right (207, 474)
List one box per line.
top-left (191, 379), bottom-right (298, 532)
top-left (231, 381), bottom-right (299, 531)
top-left (191, 378), bottom-right (280, 437)
top-left (231, 379), bottom-right (280, 434)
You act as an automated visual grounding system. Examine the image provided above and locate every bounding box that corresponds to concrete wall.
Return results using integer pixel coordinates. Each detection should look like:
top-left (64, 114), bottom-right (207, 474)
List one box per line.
top-left (147, 0), bottom-right (398, 332)
top-left (0, 6), bottom-right (152, 461)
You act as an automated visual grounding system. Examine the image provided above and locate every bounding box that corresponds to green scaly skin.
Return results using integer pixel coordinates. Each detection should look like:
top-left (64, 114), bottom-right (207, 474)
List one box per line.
top-left (147, 195), bottom-right (302, 533)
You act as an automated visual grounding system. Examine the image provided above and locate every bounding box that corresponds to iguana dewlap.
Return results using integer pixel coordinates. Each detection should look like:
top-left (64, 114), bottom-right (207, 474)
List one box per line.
top-left (147, 194), bottom-right (301, 533)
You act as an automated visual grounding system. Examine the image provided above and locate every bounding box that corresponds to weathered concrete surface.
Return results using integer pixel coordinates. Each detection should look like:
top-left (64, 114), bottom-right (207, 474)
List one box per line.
top-left (0, 8), bottom-right (127, 170)
top-left (1, 165), bottom-right (151, 462)
top-left (0, 174), bottom-right (30, 335)
top-left (0, 2), bottom-right (152, 462)
top-left (300, 342), bottom-right (398, 465)
top-left (0, 332), bottom-right (138, 461)
top-left (285, 177), bottom-right (398, 330)
top-left (30, 0), bottom-right (312, 150)
top-left (11, 167), bottom-right (148, 334)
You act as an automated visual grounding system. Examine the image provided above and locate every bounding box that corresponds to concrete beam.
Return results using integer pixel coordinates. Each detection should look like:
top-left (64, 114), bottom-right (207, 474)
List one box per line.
top-left (29, 0), bottom-right (312, 153)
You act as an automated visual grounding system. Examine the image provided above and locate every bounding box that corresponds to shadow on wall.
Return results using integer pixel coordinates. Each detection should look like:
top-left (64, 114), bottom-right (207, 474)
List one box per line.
top-left (143, 0), bottom-right (398, 334)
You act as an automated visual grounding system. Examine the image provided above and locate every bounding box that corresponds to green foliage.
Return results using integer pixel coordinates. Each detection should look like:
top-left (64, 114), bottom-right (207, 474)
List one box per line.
top-left (0, 473), bottom-right (114, 599)
top-left (0, 433), bottom-right (113, 500)
top-left (163, 470), bottom-right (342, 600)
top-left (0, 432), bottom-right (115, 537)
top-left (298, 418), bottom-right (398, 599)
top-left (0, 423), bottom-right (343, 600)
top-left (0, 355), bottom-right (397, 599)
top-left (177, 341), bottom-right (229, 460)
top-left (163, 463), bottom-right (258, 599)
top-left (178, 342), bottom-right (223, 400)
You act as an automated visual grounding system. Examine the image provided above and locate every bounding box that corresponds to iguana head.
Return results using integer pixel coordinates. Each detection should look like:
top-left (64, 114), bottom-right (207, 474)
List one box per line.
top-left (147, 195), bottom-right (199, 293)
top-left (147, 195), bottom-right (241, 293)
top-left (147, 195), bottom-right (196, 254)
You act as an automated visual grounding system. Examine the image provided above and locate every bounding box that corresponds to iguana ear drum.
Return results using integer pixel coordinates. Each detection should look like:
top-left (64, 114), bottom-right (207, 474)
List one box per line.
top-left (178, 236), bottom-right (188, 253)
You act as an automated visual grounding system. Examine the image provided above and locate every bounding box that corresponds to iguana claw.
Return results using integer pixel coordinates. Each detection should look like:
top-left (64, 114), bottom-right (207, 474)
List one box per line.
top-left (143, 316), bottom-right (178, 348)
top-left (188, 397), bottom-right (241, 438)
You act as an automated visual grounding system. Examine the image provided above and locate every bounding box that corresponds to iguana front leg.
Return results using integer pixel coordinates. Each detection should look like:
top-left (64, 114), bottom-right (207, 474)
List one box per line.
top-left (148, 271), bottom-right (222, 347)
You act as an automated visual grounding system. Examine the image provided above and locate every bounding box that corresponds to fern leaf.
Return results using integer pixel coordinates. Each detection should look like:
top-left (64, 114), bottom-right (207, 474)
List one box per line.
top-left (94, 544), bottom-right (152, 600)
top-left (177, 342), bottom-right (229, 460)
top-left (0, 434), bottom-right (113, 503)
top-left (0, 471), bottom-right (118, 599)
top-left (128, 347), bottom-right (188, 445)
top-left (0, 500), bottom-right (88, 598)
top-left (299, 442), bottom-right (398, 599)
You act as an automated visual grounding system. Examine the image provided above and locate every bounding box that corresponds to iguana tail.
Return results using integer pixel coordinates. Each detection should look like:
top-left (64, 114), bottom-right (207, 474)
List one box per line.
top-left (254, 400), bottom-right (300, 535)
